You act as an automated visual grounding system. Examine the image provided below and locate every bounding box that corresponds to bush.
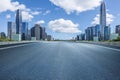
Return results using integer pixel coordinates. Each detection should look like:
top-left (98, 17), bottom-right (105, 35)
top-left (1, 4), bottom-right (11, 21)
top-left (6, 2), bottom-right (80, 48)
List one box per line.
top-left (0, 38), bottom-right (11, 42)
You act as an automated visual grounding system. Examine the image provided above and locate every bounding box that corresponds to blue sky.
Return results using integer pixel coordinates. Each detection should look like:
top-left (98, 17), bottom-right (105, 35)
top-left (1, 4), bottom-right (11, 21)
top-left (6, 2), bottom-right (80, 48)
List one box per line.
top-left (0, 0), bottom-right (120, 39)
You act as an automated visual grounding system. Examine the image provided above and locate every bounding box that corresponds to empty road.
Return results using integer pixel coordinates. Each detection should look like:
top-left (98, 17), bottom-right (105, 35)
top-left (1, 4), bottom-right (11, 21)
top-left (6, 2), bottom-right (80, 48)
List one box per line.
top-left (0, 42), bottom-right (120, 80)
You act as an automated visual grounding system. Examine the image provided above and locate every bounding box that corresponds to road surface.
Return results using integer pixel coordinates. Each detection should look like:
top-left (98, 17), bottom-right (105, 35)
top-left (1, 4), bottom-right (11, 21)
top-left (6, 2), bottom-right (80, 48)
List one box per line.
top-left (0, 42), bottom-right (120, 80)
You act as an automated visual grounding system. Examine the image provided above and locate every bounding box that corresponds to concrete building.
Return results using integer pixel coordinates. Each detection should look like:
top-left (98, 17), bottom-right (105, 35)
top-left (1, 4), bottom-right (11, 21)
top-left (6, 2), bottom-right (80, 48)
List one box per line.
top-left (0, 32), bottom-right (6, 38)
top-left (16, 9), bottom-right (22, 34)
top-left (115, 25), bottom-right (120, 36)
top-left (104, 26), bottom-right (111, 41)
top-left (7, 22), bottom-right (16, 40)
top-left (31, 24), bottom-right (41, 40)
top-left (22, 22), bottom-right (28, 40)
top-left (110, 33), bottom-right (119, 40)
top-left (100, 1), bottom-right (106, 41)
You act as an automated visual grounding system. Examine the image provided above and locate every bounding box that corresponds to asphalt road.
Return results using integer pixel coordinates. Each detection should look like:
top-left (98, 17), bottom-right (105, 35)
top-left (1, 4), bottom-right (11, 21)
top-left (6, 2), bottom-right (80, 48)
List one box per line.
top-left (0, 42), bottom-right (120, 80)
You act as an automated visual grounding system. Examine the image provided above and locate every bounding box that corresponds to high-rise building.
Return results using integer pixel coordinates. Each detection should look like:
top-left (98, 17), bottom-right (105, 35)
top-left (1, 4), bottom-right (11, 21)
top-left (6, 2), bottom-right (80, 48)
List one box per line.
top-left (79, 34), bottom-right (85, 41)
top-left (0, 32), bottom-right (6, 38)
top-left (31, 24), bottom-right (41, 40)
top-left (104, 26), bottom-right (110, 40)
top-left (47, 35), bottom-right (52, 41)
top-left (85, 27), bottom-right (94, 41)
top-left (7, 22), bottom-right (16, 39)
top-left (115, 25), bottom-right (120, 36)
top-left (100, 1), bottom-right (106, 40)
top-left (22, 22), bottom-right (28, 40)
top-left (16, 9), bottom-right (22, 34)
top-left (41, 27), bottom-right (47, 40)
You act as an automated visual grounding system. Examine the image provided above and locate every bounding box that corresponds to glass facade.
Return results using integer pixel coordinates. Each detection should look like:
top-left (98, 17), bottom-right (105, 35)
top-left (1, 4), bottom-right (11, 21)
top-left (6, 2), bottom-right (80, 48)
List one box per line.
top-left (22, 22), bottom-right (28, 40)
top-left (16, 9), bottom-right (22, 34)
top-left (100, 1), bottom-right (106, 40)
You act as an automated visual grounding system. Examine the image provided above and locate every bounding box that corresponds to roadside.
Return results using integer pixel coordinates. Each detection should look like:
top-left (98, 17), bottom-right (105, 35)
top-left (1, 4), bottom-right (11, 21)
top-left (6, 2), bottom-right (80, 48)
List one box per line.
top-left (76, 41), bottom-right (120, 49)
top-left (0, 41), bottom-right (35, 48)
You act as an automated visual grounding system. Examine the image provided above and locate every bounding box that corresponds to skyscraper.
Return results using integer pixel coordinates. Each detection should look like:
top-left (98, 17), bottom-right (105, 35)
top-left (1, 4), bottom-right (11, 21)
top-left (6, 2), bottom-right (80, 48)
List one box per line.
top-left (16, 9), bottom-right (22, 34)
top-left (104, 26), bottom-right (110, 40)
top-left (115, 25), bottom-right (120, 36)
top-left (31, 24), bottom-right (41, 40)
top-left (85, 26), bottom-right (94, 41)
top-left (7, 22), bottom-right (16, 39)
top-left (100, 1), bottom-right (106, 40)
top-left (22, 22), bottom-right (28, 40)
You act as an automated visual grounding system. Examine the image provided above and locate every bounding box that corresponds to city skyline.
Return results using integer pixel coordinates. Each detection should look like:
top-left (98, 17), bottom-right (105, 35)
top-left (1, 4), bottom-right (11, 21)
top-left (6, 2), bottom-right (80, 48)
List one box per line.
top-left (0, 0), bottom-right (120, 39)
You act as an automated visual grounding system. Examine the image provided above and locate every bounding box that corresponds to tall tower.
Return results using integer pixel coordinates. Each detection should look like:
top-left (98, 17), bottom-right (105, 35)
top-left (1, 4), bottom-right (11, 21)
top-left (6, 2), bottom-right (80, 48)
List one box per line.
top-left (100, 1), bottom-right (106, 40)
top-left (16, 9), bottom-right (22, 34)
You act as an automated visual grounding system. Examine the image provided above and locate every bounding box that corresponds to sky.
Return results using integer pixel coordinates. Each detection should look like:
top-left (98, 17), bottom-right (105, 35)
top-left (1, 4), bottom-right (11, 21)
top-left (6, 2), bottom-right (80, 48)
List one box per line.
top-left (0, 0), bottom-right (120, 40)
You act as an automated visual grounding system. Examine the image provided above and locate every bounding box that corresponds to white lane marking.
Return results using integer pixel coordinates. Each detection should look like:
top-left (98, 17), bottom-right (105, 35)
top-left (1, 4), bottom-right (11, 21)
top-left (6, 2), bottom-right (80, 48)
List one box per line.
top-left (0, 43), bottom-right (32, 50)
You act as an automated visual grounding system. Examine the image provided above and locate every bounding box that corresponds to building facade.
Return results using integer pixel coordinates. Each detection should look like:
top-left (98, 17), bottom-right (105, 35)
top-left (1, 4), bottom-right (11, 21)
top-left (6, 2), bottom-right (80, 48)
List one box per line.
top-left (0, 32), bottom-right (6, 38)
top-left (100, 1), bottom-right (106, 40)
top-left (16, 9), bottom-right (22, 34)
top-left (85, 27), bottom-right (94, 41)
top-left (104, 26), bottom-right (110, 40)
top-left (31, 24), bottom-right (41, 40)
top-left (7, 22), bottom-right (16, 40)
top-left (22, 22), bottom-right (28, 40)
top-left (115, 25), bottom-right (120, 36)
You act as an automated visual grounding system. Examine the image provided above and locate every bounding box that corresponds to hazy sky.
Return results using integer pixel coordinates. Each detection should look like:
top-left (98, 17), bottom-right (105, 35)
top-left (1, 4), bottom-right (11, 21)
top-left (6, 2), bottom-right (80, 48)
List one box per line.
top-left (0, 0), bottom-right (120, 39)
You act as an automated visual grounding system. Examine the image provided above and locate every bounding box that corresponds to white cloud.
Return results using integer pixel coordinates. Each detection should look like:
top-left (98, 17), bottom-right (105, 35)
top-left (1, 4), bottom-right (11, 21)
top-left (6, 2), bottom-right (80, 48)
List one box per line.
top-left (43, 10), bottom-right (51, 15)
top-left (22, 11), bottom-right (34, 21)
top-left (36, 20), bottom-right (45, 25)
top-left (0, 0), bottom-right (27, 12)
top-left (31, 11), bottom-right (41, 15)
top-left (49, 0), bottom-right (102, 14)
top-left (6, 14), bottom-right (11, 19)
top-left (0, 0), bottom-right (40, 21)
top-left (92, 13), bottom-right (115, 25)
top-left (48, 18), bottom-right (81, 33)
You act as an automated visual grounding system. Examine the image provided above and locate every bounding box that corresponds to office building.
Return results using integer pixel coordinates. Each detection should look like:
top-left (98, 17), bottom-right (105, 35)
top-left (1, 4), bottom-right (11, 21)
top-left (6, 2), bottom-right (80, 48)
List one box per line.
top-left (7, 22), bottom-right (16, 40)
top-left (110, 33), bottom-right (119, 40)
top-left (79, 34), bottom-right (85, 41)
top-left (100, 1), bottom-right (106, 40)
top-left (0, 32), bottom-right (6, 38)
top-left (85, 27), bottom-right (94, 41)
top-left (41, 27), bottom-right (47, 40)
top-left (93, 25), bottom-right (101, 41)
top-left (31, 24), bottom-right (41, 40)
top-left (22, 22), bottom-right (28, 40)
top-left (115, 25), bottom-right (120, 36)
top-left (104, 26), bottom-right (110, 40)
top-left (47, 35), bottom-right (52, 41)
top-left (16, 9), bottom-right (22, 34)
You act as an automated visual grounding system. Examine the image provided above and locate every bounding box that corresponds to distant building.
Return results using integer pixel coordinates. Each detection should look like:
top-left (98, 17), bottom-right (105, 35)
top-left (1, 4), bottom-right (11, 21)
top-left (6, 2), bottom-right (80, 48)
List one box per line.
top-left (100, 1), bottom-right (106, 41)
top-left (22, 22), bottom-right (28, 40)
top-left (47, 35), bottom-right (52, 41)
top-left (104, 26), bottom-right (110, 41)
top-left (7, 22), bottom-right (16, 40)
top-left (0, 32), bottom-right (6, 38)
top-left (41, 27), bottom-right (47, 40)
top-left (78, 33), bottom-right (85, 41)
top-left (16, 9), bottom-right (22, 34)
top-left (115, 25), bottom-right (120, 36)
top-left (11, 34), bottom-right (21, 41)
top-left (76, 35), bottom-right (79, 41)
top-left (94, 25), bottom-right (101, 40)
top-left (85, 26), bottom-right (94, 41)
top-left (31, 24), bottom-right (41, 40)
top-left (110, 33), bottom-right (119, 40)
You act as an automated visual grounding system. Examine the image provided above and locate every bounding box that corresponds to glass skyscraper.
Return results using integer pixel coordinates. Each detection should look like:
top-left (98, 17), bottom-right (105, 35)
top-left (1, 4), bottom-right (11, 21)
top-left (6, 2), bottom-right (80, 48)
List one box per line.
top-left (100, 1), bottom-right (106, 40)
top-left (22, 22), bottom-right (28, 40)
top-left (7, 22), bottom-right (16, 39)
top-left (16, 9), bottom-right (22, 34)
